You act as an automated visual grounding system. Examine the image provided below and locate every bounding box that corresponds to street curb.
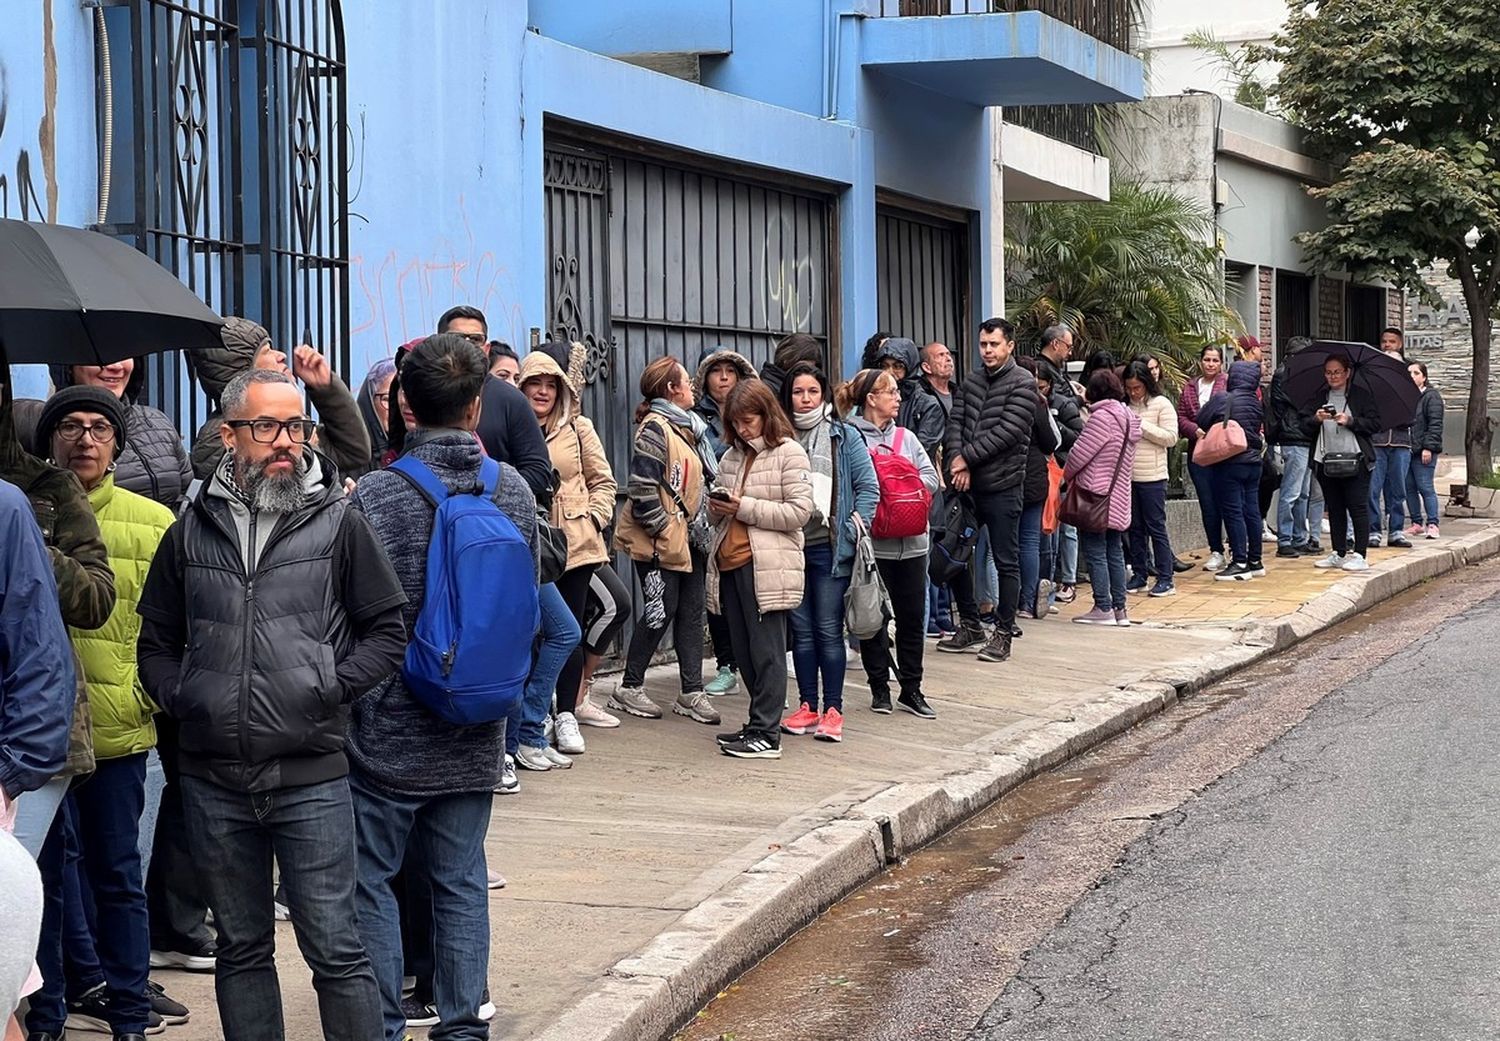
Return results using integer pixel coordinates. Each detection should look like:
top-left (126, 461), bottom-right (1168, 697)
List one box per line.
top-left (533, 523), bottom-right (1500, 1041)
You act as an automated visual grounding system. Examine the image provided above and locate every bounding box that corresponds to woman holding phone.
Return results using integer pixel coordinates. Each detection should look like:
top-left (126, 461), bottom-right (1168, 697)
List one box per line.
top-left (1300, 356), bottom-right (1381, 571)
top-left (706, 381), bottom-right (813, 759)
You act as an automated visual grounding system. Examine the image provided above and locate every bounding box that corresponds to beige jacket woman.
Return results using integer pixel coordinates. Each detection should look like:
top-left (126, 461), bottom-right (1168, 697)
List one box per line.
top-left (519, 351), bottom-right (617, 569)
top-left (1130, 394), bottom-right (1179, 483)
top-left (706, 437), bottom-right (814, 615)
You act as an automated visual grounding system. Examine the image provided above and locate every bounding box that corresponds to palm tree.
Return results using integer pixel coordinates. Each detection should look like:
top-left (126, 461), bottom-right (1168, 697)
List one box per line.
top-left (1005, 178), bottom-right (1244, 386)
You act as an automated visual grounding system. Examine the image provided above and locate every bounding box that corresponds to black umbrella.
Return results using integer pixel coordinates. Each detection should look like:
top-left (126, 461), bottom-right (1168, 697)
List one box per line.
top-left (0, 218), bottom-right (224, 366)
top-left (1282, 339), bottom-right (1420, 431)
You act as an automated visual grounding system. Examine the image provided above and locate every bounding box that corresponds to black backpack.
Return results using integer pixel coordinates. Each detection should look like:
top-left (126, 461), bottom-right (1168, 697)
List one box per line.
top-left (928, 491), bottom-right (978, 585)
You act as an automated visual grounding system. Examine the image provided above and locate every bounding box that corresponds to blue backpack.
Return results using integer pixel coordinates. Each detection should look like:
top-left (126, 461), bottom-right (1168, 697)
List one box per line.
top-left (389, 456), bottom-right (539, 725)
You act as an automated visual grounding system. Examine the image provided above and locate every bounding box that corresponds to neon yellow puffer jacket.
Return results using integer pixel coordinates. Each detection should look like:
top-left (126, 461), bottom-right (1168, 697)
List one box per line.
top-left (73, 476), bottom-right (175, 759)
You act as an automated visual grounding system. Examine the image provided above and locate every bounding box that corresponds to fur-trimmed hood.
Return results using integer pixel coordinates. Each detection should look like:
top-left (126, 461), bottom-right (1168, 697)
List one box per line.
top-left (694, 346), bottom-right (757, 395)
top-left (518, 346), bottom-right (583, 433)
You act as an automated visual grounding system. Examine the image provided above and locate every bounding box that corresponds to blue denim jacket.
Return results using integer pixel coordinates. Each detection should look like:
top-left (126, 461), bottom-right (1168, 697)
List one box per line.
top-left (828, 421), bottom-right (881, 578)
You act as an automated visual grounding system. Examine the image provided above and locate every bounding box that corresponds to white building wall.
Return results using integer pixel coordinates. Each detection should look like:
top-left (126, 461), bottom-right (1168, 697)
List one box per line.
top-left (1142, 0), bottom-right (1286, 98)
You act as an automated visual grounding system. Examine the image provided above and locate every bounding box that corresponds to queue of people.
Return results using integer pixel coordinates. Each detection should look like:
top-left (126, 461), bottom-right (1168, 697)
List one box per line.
top-left (0, 306), bottom-right (1450, 1041)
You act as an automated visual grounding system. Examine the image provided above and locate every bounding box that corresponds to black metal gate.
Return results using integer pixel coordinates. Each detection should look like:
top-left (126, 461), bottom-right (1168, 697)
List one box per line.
top-left (1275, 270), bottom-right (1314, 355)
top-left (1345, 284), bottom-right (1386, 348)
top-left (105, 0), bottom-right (347, 432)
top-left (877, 204), bottom-right (970, 369)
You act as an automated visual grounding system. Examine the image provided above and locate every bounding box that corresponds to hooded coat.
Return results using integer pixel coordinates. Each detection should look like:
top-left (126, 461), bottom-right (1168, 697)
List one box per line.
top-left (519, 348), bottom-right (617, 570)
top-left (874, 338), bottom-right (946, 455)
top-left (1063, 399), bottom-right (1142, 532)
top-left (691, 346), bottom-right (758, 458)
top-left (42, 362), bottom-right (194, 510)
top-left (1195, 361), bottom-right (1266, 468)
top-left (187, 316), bottom-right (371, 481)
top-left (349, 364), bottom-right (394, 479)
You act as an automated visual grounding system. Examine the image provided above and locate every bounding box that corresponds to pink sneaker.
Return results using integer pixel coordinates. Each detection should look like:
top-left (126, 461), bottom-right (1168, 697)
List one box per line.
top-left (1408, 523), bottom-right (1424, 537)
top-left (1426, 523), bottom-right (1440, 539)
top-left (1072, 607), bottom-right (1117, 626)
top-left (814, 707), bottom-right (844, 743)
top-left (780, 703), bottom-right (821, 735)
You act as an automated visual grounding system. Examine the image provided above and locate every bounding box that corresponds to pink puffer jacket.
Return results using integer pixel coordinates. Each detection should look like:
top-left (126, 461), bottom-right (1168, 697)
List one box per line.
top-left (1063, 399), bottom-right (1142, 532)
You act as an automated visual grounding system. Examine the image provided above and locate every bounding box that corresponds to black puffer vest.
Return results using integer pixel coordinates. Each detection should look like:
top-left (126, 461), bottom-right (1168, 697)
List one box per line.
top-left (173, 475), bottom-right (353, 792)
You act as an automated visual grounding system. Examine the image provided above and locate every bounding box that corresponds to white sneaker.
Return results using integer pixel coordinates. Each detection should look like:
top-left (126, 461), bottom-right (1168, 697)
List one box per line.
top-left (1203, 552), bottom-right (1226, 572)
top-left (486, 868), bottom-right (506, 890)
top-left (1262, 525), bottom-right (1276, 543)
top-left (494, 754), bottom-right (519, 795)
top-left (673, 690), bottom-right (722, 725)
top-left (1313, 552), bottom-right (1345, 569)
top-left (540, 745), bottom-right (573, 769)
top-left (554, 712), bottom-right (586, 755)
top-left (514, 745), bottom-right (553, 772)
top-left (575, 695), bottom-right (620, 728)
top-left (1341, 552), bottom-right (1370, 572)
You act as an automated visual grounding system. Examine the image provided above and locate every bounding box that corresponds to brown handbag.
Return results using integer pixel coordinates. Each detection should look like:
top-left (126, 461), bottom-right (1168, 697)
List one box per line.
top-left (1060, 417), bottom-right (1129, 533)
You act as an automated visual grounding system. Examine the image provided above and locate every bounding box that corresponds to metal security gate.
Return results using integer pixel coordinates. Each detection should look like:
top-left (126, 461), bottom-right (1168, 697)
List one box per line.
top-left (1345, 284), bottom-right (1386, 348)
top-left (544, 141), bottom-right (835, 478)
top-left (543, 139), bottom-right (835, 655)
top-left (877, 203), bottom-right (970, 370)
top-left (1275, 270), bottom-right (1313, 356)
top-left (105, 0), bottom-right (347, 434)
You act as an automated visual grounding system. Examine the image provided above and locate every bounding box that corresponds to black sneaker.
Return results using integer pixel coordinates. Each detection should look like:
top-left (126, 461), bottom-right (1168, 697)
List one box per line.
top-left (149, 939), bottom-right (216, 972)
top-left (1245, 560), bottom-right (1267, 577)
top-left (715, 726), bottom-right (749, 746)
top-left (1387, 532), bottom-right (1413, 548)
top-left (870, 689), bottom-right (892, 714)
top-left (1275, 545), bottom-right (1301, 558)
top-left (402, 995), bottom-right (439, 1028)
top-left (65, 984), bottom-right (111, 1033)
top-left (1298, 540), bottom-right (1324, 555)
top-left (976, 631), bottom-right (1012, 663)
top-left (1214, 562), bottom-right (1253, 581)
top-left (1172, 557), bottom-right (1194, 574)
top-left (720, 731), bottom-right (781, 759)
top-left (936, 624), bottom-right (986, 653)
top-left (897, 691), bottom-right (936, 719)
top-left (147, 980), bottom-right (190, 1025)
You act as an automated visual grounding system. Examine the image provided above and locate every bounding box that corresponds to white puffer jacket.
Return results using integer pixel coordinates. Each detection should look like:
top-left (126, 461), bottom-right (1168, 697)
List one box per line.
top-left (706, 436), bottom-right (814, 616)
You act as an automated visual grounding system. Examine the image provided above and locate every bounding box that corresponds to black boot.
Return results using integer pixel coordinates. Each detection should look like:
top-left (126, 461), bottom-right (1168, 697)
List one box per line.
top-left (870, 683), bottom-right (892, 714)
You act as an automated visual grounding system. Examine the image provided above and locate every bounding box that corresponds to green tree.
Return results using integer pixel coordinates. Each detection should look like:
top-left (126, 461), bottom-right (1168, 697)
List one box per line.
top-left (1005, 178), bottom-right (1242, 384)
top-left (1261, 0), bottom-right (1500, 478)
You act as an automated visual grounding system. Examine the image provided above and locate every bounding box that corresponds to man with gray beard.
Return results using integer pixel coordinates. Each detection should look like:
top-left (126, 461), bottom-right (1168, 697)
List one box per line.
top-left (137, 369), bottom-right (407, 1041)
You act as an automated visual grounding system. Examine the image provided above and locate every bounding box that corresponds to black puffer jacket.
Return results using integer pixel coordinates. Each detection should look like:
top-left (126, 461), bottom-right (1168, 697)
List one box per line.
top-left (945, 356), bottom-right (1037, 493)
top-left (1264, 363), bottom-right (1310, 448)
top-left (46, 363), bottom-right (194, 509)
top-left (1411, 385), bottom-right (1444, 455)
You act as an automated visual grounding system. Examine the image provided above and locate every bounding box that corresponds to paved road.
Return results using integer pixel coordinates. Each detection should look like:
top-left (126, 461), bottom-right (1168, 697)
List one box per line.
top-left (971, 587), bottom-right (1500, 1041)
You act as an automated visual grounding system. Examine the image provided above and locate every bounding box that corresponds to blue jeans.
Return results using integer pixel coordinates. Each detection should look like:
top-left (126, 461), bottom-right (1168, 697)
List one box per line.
top-left (1056, 523), bottom-right (1078, 584)
top-left (181, 775), bottom-right (381, 1041)
top-left (1406, 453), bottom-right (1439, 526)
top-left (1275, 445), bottom-right (1324, 547)
top-left (1128, 480), bottom-right (1173, 583)
top-left (1188, 458), bottom-right (1224, 553)
top-left (30, 755), bottom-right (151, 1035)
top-left (350, 772), bottom-right (493, 1041)
top-left (1212, 459), bottom-right (1263, 564)
top-left (1018, 501), bottom-right (1044, 613)
top-left (790, 542), bottom-right (850, 713)
top-left (1369, 445), bottom-right (1411, 536)
top-left (1081, 530), bottom-right (1127, 611)
top-left (139, 748), bottom-right (165, 877)
top-left (507, 581), bottom-right (581, 755)
top-left (972, 526), bottom-right (1000, 606)
top-left (13, 774), bottom-right (70, 859)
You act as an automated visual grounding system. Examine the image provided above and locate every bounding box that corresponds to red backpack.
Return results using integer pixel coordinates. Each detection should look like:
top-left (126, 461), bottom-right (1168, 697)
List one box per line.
top-left (867, 426), bottom-right (932, 539)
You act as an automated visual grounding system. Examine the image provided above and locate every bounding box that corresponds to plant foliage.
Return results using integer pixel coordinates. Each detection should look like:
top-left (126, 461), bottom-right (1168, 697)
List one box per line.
top-left (1005, 179), bottom-right (1243, 386)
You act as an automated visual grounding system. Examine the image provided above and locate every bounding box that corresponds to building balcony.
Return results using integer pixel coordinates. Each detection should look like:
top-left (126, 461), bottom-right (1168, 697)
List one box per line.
top-left (864, 0), bottom-right (1142, 108)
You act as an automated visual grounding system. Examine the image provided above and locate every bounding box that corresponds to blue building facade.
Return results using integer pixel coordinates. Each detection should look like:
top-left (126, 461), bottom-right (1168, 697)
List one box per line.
top-left (2, 0), bottom-right (1140, 452)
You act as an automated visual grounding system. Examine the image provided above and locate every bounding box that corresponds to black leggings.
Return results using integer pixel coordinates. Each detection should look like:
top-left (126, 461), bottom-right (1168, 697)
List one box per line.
top-left (858, 555), bottom-right (928, 697)
top-left (553, 564), bottom-right (598, 714)
top-left (622, 552), bottom-right (707, 694)
top-left (706, 609), bottom-right (736, 671)
top-left (1318, 464), bottom-right (1370, 557)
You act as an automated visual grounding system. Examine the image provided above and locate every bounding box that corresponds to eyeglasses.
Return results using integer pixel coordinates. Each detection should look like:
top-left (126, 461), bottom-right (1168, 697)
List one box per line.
top-left (454, 332), bottom-right (487, 345)
top-left (226, 418), bottom-right (316, 444)
top-left (55, 419), bottom-right (117, 444)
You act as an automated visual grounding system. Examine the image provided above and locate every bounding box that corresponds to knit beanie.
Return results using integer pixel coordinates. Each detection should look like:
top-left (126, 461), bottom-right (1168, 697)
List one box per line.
top-left (35, 386), bottom-right (129, 459)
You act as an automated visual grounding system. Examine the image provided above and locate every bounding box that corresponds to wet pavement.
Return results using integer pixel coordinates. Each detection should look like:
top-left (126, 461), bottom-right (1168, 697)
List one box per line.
top-left (675, 559), bottom-right (1500, 1041)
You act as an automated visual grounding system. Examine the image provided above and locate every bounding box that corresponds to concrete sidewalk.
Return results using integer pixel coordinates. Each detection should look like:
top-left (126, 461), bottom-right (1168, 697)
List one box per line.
top-left (160, 516), bottom-right (1500, 1041)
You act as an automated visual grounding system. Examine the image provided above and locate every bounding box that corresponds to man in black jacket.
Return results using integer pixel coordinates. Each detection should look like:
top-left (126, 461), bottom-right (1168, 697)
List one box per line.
top-left (138, 370), bottom-right (406, 1041)
top-left (1267, 335), bottom-right (1323, 557)
top-left (938, 317), bottom-right (1037, 663)
top-left (437, 306), bottom-right (554, 498)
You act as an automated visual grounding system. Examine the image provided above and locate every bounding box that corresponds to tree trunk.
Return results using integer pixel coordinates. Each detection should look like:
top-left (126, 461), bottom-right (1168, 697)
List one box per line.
top-left (1455, 264), bottom-right (1494, 480)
